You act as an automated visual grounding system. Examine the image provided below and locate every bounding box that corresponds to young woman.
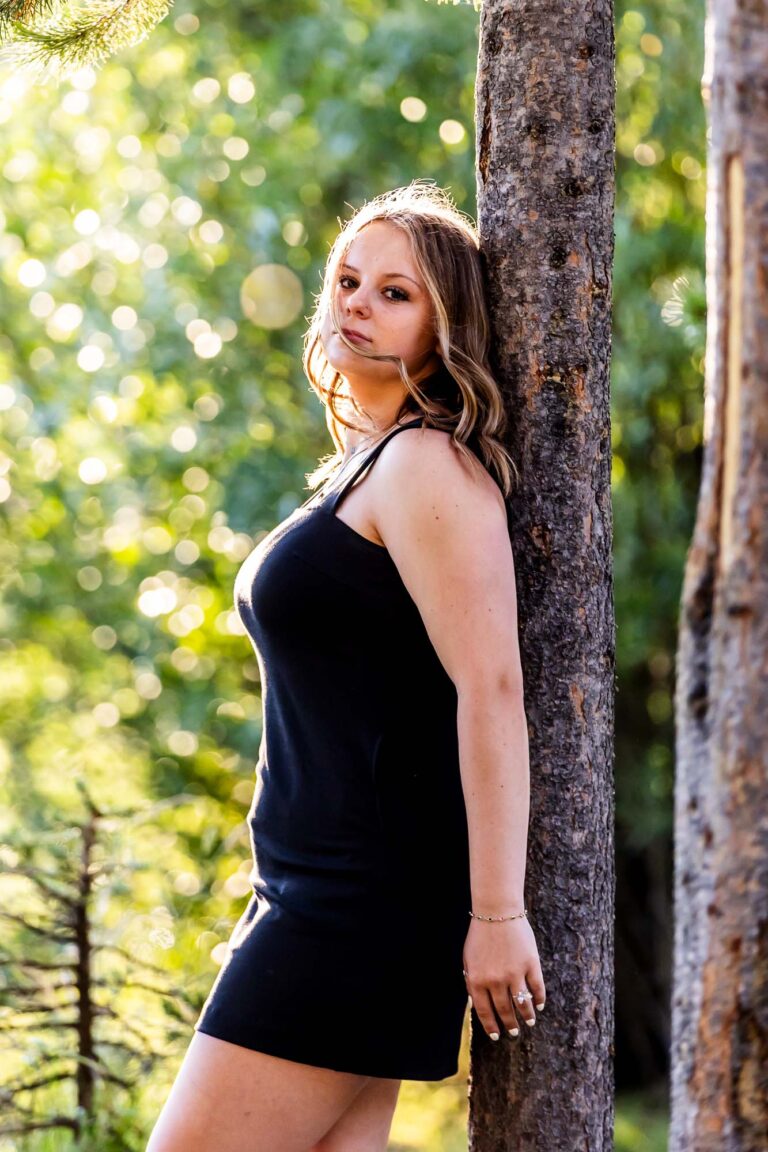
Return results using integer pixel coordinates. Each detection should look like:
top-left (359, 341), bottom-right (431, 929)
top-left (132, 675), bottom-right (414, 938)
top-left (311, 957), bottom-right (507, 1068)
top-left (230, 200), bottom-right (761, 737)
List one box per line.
top-left (147, 181), bottom-right (545, 1152)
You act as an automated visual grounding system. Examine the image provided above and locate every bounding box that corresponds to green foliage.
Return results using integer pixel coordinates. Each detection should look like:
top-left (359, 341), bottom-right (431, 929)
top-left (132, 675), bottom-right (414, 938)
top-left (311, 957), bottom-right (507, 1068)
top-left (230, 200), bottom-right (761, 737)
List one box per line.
top-left (0, 0), bottom-right (706, 1140)
top-left (0, 786), bottom-right (200, 1143)
top-left (0, 0), bottom-right (483, 89)
top-left (615, 1087), bottom-right (670, 1151)
top-left (613, 0), bottom-right (706, 848)
top-left (0, 0), bottom-right (482, 1138)
top-left (0, 0), bottom-right (173, 82)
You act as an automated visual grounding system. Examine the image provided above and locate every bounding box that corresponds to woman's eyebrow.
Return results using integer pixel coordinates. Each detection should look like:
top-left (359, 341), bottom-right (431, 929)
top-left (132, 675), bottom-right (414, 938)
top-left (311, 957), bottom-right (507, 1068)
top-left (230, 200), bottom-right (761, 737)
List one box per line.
top-left (341, 262), bottom-right (421, 288)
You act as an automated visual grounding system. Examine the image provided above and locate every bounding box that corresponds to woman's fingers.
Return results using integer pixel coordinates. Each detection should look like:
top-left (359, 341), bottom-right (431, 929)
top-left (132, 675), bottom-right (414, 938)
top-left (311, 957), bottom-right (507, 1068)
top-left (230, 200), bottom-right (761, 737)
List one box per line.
top-left (469, 985), bottom-right (504, 1041)
top-left (465, 971), bottom-right (547, 1040)
top-left (510, 964), bottom-right (546, 1027)
top-left (526, 967), bottom-right (546, 1012)
top-left (490, 981), bottom-right (521, 1036)
top-left (510, 981), bottom-right (537, 1027)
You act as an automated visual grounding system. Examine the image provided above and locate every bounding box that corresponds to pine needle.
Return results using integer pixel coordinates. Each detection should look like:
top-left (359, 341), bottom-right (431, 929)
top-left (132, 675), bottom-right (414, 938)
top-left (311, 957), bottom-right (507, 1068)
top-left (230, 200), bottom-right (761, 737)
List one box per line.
top-left (0, 0), bottom-right (173, 81)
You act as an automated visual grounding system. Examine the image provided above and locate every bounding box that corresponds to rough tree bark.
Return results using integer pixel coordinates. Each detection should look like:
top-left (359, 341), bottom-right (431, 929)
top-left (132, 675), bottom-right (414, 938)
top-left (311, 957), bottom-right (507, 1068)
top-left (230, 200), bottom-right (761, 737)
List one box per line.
top-left (473, 1), bottom-right (616, 1148)
top-left (671, 2), bottom-right (768, 1148)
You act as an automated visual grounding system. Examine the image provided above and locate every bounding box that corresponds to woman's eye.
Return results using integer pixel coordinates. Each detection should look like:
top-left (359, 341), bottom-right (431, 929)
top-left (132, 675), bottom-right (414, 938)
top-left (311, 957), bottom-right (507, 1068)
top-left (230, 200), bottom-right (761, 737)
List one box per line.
top-left (337, 276), bottom-right (408, 302)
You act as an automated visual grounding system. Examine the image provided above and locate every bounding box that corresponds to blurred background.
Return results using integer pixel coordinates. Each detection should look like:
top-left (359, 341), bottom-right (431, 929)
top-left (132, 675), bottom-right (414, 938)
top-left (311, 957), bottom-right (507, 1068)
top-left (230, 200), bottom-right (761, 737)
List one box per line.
top-left (0, 0), bottom-right (705, 1147)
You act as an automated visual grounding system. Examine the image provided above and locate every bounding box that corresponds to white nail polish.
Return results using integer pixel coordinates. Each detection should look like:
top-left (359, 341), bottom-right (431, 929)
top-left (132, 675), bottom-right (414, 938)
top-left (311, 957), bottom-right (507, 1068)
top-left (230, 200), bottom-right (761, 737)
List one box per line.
top-left (536, 1002), bottom-right (545, 1010)
top-left (525, 1018), bottom-right (536, 1027)
top-left (508, 1027), bottom-right (519, 1037)
top-left (489, 1031), bottom-right (500, 1041)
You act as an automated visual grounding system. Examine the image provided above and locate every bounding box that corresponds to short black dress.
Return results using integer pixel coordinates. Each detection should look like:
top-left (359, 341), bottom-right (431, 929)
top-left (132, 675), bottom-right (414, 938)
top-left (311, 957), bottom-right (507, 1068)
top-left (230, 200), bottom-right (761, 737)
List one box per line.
top-left (194, 413), bottom-right (472, 1080)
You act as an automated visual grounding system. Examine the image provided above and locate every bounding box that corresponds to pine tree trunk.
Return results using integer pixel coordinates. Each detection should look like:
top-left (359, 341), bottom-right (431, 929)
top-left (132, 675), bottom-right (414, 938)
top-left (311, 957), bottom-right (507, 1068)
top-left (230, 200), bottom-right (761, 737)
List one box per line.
top-left (472, 1), bottom-right (616, 1147)
top-left (671, 2), bottom-right (768, 1147)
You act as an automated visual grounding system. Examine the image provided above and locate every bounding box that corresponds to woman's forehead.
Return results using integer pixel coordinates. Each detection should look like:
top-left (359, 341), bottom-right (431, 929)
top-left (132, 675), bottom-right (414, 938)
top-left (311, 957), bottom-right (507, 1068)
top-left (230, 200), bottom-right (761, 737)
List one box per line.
top-left (341, 221), bottom-right (421, 281)
top-left (346, 220), bottom-right (411, 258)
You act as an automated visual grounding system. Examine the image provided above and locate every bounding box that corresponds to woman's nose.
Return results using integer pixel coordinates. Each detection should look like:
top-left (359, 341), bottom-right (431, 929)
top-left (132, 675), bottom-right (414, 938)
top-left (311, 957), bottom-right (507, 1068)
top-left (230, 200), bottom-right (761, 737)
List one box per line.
top-left (346, 284), bottom-right (371, 314)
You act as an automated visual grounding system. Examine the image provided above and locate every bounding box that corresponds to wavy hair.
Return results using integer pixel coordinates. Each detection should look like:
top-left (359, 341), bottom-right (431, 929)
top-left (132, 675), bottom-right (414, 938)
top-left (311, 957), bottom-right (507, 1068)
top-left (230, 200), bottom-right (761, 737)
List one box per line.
top-left (302, 179), bottom-right (518, 498)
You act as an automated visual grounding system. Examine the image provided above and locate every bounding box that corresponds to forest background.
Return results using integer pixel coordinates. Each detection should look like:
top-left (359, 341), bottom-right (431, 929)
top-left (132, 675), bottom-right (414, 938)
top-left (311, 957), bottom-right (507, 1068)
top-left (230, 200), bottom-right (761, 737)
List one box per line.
top-left (0, 0), bottom-right (705, 1147)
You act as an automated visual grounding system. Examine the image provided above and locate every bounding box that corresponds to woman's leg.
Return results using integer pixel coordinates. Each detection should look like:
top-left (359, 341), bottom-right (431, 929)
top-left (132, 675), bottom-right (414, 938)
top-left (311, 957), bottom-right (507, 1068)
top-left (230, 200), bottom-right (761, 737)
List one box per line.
top-left (146, 1032), bottom-right (371, 1152)
top-left (310, 1077), bottom-right (402, 1152)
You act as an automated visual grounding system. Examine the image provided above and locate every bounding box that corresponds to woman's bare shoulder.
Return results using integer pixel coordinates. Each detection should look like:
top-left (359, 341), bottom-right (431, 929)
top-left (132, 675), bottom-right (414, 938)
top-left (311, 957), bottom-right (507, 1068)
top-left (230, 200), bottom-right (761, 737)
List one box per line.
top-left (378, 423), bottom-right (506, 516)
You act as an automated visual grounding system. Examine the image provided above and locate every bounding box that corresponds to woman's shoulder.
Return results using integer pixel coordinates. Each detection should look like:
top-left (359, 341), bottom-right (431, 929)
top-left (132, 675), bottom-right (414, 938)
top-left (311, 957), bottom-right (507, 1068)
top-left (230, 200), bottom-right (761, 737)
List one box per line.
top-left (377, 421), bottom-right (505, 517)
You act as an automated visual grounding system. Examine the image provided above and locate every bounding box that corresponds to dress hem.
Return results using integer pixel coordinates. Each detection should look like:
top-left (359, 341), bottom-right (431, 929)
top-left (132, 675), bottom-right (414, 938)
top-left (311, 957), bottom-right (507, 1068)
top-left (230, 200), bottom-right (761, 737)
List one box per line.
top-left (193, 1020), bottom-right (462, 1083)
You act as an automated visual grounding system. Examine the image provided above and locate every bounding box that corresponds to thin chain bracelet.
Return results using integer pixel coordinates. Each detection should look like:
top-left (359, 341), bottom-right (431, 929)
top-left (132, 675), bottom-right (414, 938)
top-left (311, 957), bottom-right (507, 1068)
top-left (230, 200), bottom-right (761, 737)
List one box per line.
top-left (469, 908), bottom-right (528, 922)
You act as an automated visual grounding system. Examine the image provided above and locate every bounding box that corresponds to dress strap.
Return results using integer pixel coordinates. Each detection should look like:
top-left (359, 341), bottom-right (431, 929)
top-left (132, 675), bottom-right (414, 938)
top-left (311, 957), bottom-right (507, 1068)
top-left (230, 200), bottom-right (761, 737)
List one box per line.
top-left (327, 416), bottom-right (424, 512)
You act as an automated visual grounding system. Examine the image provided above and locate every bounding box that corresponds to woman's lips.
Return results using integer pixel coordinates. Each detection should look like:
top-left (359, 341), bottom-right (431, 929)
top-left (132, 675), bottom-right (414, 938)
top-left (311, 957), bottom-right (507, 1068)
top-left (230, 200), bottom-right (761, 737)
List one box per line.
top-left (341, 328), bottom-right (371, 345)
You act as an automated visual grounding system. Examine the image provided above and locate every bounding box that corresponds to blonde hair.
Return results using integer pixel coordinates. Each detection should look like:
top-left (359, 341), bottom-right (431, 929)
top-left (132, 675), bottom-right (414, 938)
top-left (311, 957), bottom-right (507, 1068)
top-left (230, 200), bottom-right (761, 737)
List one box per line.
top-left (302, 179), bottom-right (518, 498)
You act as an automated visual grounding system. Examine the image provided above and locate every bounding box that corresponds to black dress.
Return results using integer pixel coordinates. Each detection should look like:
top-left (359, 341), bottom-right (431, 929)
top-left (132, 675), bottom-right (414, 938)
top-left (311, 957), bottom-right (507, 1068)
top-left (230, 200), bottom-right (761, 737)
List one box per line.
top-left (194, 413), bottom-right (472, 1080)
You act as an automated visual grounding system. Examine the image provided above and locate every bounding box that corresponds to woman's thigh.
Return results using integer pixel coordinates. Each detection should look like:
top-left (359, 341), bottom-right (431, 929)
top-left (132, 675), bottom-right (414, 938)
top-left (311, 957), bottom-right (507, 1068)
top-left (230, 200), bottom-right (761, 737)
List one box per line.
top-left (146, 1032), bottom-right (371, 1152)
top-left (311, 1076), bottom-right (401, 1152)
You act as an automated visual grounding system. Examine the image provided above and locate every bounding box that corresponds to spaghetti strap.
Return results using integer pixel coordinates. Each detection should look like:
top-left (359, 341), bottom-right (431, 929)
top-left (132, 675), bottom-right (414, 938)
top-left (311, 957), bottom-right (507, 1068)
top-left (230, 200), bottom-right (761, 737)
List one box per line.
top-left (327, 416), bottom-right (424, 512)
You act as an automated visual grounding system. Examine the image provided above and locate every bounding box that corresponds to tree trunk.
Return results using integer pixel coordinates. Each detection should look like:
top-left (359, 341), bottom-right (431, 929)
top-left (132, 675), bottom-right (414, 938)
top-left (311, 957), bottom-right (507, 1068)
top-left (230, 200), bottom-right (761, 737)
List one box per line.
top-left (473, 1), bottom-right (616, 1148)
top-left (671, 2), bottom-right (768, 1147)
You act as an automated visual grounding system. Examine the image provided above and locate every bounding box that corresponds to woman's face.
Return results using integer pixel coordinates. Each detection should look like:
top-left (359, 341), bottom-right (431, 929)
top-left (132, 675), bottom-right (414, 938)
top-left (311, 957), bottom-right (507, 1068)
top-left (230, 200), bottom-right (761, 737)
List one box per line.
top-left (320, 220), bottom-right (441, 394)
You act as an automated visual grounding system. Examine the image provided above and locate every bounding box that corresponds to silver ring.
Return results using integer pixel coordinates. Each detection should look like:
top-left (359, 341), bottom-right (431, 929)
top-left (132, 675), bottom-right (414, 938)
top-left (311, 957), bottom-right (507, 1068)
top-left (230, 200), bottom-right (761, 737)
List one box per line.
top-left (514, 989), bottom-right (533, 1004)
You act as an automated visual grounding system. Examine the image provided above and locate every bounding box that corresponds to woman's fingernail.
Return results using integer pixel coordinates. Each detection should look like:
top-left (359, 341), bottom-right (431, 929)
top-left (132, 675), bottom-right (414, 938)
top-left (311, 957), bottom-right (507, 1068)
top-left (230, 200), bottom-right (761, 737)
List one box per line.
top-left (508, 1027), bottom-right (519, 1037)
top-left (525, 1018), bottom-right (536, 1027)
top-left (536, 1002), bottom-right (545, 1010)
top-left (489, 1031), bottom-right (500, 1041)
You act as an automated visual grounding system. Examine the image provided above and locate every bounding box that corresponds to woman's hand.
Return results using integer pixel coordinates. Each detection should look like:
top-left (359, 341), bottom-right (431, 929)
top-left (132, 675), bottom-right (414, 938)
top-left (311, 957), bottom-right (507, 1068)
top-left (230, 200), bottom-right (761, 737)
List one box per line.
top-left (462, 915), bottom-right (546, 1040)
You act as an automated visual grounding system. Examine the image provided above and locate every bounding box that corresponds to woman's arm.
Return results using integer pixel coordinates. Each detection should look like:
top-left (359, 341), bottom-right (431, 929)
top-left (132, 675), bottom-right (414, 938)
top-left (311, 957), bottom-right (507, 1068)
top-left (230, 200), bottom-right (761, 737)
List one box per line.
top-left (457, 678), bottom-right (530, 915)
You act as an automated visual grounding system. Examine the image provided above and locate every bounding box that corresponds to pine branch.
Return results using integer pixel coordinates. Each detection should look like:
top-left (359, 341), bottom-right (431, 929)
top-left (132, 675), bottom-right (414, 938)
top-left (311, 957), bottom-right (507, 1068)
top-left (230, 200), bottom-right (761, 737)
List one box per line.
top-left (97, 943), bottom-right (172, 977)
top-left (0, 1067), bottom-right (74, 1098)
top-left (0, 1015), bottom-right (79, 1031)
top-left (87, 792), bottom-right (209, 837)
top-left (91, 1066), bottom-right (133, 1088)
top-left (92, 975), bottom-right (176, 998)
top-left (0, 795), bottom-right (192, 1126)
top-left (94, 1037), bottom-right (151, 1060)
top-left (95, 1002), bottom-right (156, 1053)
top-left (0, 865), bottom-right (78, 908)
top-left (0, 908), bottom-right (76, 944)
top-left (0, 0), bottom-right (57, 38)
top-left (0, 1116), bottom-right (80, 1135)
top-left (0, 981), bottom-right (78, 998)
top-left (0, 999), bottom-right (77, 1017)
top-left (0, 0), bottom-right (174, 81)
top-left (76, 1051), bottom-right (133, 1089)
top-left (0, 956), bottom-right (78, 971)
top-left (0, 1094), bottom-right (37, 1118)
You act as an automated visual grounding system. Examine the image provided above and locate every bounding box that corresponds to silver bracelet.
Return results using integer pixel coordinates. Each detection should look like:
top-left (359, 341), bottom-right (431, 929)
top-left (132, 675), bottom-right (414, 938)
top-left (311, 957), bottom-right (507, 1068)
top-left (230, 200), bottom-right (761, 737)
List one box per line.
top-left (469, 908), bottom-right (528, 922)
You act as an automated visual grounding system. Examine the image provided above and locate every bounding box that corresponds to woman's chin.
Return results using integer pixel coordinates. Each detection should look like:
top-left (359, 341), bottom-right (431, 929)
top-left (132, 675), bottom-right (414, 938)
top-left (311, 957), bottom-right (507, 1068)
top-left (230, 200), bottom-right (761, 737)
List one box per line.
top-left (322, 344), bottom-right (382, 376)
top-left (321, 334), bottom-right (361, 368)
